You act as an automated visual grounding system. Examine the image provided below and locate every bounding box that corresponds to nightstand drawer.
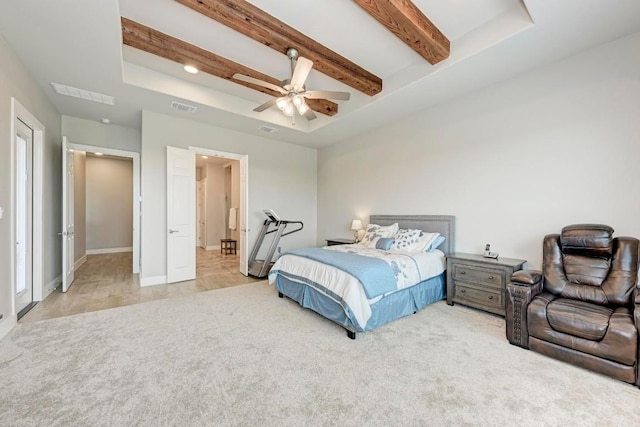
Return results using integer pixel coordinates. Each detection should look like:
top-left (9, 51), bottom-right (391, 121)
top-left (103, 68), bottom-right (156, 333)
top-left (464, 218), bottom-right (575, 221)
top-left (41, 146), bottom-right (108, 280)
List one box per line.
top-left (446, 253), bottom-right (526, 317)
top-left (453, 264), bottom-right (504, 288)
top-left (454, 284), bottom-right (503, 311)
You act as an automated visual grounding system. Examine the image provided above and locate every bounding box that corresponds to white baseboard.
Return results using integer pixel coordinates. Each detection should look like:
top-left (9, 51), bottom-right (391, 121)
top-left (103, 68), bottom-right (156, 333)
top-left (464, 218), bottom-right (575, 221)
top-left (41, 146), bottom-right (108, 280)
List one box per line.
top-left (206, 245), bottom-right (221, 251)
top-left (0, 315), bottom-right (17, 342)
top-left (87, 247), bottom-right (133, 255)
top-left (74, 254), bottom-right (87, 270)
top-left (140, 275), bottom-right (167, 287)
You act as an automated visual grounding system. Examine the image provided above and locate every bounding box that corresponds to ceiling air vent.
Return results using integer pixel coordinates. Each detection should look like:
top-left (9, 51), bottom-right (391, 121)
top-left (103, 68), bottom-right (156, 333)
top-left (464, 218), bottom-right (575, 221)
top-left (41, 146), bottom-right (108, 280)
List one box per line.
top-left (51, 82), bottom-right (115, 105)
top-left (258, 125), bottom-right (278, 133)
top-left (171, 101), bottom-right (197, 113)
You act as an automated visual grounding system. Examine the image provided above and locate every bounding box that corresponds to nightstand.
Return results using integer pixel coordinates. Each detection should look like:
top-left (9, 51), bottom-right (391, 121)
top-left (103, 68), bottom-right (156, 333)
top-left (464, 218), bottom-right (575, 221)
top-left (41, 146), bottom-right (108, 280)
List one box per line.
top-left (446, 252), bottom-right (526, 316)
top-left (326, 238), bottom-right (356, 246)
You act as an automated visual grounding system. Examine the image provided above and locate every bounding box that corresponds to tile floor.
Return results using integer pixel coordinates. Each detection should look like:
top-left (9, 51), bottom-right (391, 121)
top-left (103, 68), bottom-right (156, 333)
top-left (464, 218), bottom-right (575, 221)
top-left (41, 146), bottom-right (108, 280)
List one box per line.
top-left (20, 248), bottom-right (262, 323)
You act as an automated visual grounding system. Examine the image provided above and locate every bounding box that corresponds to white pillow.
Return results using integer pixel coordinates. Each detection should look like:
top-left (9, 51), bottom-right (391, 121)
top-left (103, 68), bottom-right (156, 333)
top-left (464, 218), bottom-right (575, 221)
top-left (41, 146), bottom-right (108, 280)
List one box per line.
top-left (406, 231), bottom-right (440, 252)
top-left (359, 223), bottom-right (399, 248)
top-left (390, 228), bottom-right (422, 251)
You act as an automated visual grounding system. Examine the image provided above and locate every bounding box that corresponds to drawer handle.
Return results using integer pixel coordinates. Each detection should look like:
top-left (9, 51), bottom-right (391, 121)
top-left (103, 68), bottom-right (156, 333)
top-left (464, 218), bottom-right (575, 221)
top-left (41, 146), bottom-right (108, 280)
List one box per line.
top-left (460, 289), bottom-right (466, 293)
top-left (460, 271), bottom-right (466, 275)
top-left (488, 296), bottom-right (494, 300)
top-left (488, 275), bottom-right (494, 279)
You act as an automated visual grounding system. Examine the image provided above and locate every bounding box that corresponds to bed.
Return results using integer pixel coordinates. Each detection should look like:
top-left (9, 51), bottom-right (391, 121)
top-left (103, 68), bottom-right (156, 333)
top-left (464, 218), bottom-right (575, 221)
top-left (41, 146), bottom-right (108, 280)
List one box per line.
top-left (268, 215), bottom-right (455, 339)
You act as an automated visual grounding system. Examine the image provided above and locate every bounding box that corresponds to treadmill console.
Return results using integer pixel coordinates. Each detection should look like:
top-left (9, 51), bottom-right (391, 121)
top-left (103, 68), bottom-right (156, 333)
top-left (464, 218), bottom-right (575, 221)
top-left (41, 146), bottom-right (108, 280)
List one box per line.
top-left (263, 209), bottom-right (281, 222)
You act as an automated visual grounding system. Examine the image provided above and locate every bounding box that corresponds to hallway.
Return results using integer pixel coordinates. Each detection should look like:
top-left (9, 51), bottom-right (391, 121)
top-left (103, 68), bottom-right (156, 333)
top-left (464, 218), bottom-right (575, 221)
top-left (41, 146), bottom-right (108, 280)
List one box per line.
top-left (21, 248), bottom-right (262, 323)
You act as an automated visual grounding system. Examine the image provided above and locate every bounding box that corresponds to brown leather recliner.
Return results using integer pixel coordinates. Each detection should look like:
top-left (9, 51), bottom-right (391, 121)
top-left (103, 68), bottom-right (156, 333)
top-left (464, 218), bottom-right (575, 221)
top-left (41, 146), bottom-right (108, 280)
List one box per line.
top-left (506, 224), bottom-right (640, 385)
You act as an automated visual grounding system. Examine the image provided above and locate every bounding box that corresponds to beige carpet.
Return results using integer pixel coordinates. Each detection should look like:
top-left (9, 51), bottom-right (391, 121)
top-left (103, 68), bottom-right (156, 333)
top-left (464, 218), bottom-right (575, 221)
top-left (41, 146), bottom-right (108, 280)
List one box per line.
top-left (1, 281), bottom-right (639, 426)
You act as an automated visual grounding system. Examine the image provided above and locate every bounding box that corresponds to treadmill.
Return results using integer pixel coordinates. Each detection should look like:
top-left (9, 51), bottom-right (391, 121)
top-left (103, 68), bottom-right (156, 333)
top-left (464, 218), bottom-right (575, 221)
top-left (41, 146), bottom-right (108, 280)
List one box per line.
top-left (247, 210), bottom-right (303, 278)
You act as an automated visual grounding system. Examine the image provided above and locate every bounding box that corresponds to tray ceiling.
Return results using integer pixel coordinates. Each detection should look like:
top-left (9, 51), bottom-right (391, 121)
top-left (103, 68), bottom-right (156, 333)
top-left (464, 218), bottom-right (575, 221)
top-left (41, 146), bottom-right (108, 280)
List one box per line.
top-left (1, 0), bottom-right (639, 148)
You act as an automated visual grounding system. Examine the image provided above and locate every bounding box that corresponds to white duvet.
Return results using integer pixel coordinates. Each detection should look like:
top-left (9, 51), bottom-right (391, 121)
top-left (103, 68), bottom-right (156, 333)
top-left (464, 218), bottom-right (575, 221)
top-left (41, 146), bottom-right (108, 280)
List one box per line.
top-left (268, 244), bottom-right (446, 329)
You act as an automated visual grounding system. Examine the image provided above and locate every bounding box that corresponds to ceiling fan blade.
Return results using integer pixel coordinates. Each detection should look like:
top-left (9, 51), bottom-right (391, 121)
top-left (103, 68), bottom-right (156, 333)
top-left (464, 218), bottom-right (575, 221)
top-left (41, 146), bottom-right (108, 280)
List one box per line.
top-left (302, 109), bottom-right (317, 121)
top-left (232, 74), bottom-right (286, 95)
top-left (303, 90), bottom-right (350, 101)
top-left (253, 98), bottom-right (279, 112)
top-left (290, 57), bottom-right (313, 90)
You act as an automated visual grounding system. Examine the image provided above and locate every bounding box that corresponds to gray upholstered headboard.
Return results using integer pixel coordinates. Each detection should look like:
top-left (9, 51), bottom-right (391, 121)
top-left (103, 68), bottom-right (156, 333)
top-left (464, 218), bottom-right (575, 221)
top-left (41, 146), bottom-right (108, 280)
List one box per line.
top-left (369, 215), bottom-right (455, 256)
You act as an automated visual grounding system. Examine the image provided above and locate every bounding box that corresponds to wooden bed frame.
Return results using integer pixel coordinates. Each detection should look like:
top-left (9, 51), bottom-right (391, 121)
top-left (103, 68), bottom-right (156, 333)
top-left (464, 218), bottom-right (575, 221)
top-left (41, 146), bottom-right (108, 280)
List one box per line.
top-left (275, 215), bottom-right (455, 338)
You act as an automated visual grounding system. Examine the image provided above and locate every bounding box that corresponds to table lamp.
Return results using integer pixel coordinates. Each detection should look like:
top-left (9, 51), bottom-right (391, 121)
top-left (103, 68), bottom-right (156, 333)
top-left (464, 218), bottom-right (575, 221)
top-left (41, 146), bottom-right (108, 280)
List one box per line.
top-left (351, 219), bottom-right (363, 242)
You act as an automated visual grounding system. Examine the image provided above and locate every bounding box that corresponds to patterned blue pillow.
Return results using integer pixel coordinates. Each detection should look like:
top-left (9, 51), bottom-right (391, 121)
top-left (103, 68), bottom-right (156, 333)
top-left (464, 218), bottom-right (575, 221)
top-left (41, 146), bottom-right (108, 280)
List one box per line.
top-left (408, 231), bottom-right (440, 252)
top-left (390, 229), bottom-right (422, 251)
top-left (359, 223), bottom-right (399, 248)
top-left (375, 238), bottom-right (395, 250)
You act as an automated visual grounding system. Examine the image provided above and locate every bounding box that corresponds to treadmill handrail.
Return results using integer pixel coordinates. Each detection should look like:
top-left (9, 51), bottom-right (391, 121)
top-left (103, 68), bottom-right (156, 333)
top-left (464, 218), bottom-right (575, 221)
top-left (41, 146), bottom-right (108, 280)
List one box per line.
top-left (281, 221), bottom-right (303, 237)
top-left (262, 220), bottom-right (303, 236)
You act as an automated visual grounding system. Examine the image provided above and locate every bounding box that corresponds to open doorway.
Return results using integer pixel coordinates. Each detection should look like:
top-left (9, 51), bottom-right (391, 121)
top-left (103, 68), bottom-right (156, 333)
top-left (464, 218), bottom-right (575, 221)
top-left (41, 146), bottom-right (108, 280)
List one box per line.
top-left (194, 154), bottom-right (243, 281)
top-left (61, 143), bottom-right (140, 295)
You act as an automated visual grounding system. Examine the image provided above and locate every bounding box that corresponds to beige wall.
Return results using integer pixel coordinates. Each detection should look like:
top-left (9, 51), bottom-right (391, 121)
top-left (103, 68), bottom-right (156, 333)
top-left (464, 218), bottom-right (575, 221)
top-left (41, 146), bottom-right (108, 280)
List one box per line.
top-left (318, 32), bottom-right (640, 270)
top-left (205, 163), bottom-right (226, 247)
top-left (200, 161), bottom-right (241, 249)
top-left (73, 151), bottom-right (86, 262)
top-left (0, 36), bottom-right (61, 338)
top-left (86, 156), bottom-right (133, 251)
top-left (140, 110), bottom-right (317, 283)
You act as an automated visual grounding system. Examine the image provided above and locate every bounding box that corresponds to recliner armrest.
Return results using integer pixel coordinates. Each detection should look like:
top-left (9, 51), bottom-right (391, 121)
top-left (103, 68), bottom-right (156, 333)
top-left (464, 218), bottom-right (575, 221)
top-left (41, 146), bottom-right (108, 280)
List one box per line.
top-left (506, 270), bottom-right (543, 349)
top-left (511, 270), bottom-right (542, 286)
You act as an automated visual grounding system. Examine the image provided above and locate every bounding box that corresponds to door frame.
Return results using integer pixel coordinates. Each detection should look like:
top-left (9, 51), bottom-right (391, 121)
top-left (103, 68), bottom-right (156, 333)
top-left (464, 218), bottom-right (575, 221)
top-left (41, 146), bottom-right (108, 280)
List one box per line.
top-left (15, 118), bottom-right (34, 313)
top-left (189, 146), bottom-right (249, 275)
top-left (66, 143), bottom-right (141, 274)
top-left (9, 98), bottom-right (44, 324)
top-left (196, 179), bottom-right (207, 249)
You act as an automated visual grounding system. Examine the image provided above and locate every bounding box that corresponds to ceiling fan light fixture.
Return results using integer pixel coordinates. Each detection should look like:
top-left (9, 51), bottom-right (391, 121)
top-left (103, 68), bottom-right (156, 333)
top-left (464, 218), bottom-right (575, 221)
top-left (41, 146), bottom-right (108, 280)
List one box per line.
top-left (283, 102), bottom-right (295, 117)
top-left (276, 97), bottom-right (288, 111)
top-left (292, 95), bottom-right (304, 107)
top-left (296, 102), bottom-right (309, 115)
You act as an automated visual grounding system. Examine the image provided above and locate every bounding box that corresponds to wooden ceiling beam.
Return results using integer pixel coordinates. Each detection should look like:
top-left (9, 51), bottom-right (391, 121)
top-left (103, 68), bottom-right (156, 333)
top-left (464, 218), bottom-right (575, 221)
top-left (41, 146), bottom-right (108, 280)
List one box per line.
top-left (353, 0), bottom-right (450, 65)
top-left (175, 0), bottom-right (383, 96)
top-left (121, 18), bottom-right (338, 116)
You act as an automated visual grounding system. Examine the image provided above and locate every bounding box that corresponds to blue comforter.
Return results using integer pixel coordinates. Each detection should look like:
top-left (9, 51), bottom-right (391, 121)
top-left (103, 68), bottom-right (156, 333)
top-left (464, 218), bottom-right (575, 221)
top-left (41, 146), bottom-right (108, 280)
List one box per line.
top-left (287, 248), bottom-right (396, 298)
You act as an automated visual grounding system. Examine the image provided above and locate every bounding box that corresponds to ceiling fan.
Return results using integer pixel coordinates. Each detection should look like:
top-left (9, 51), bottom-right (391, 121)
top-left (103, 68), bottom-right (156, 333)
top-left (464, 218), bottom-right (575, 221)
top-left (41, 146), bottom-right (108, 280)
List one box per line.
top-left (233, 48), bottom-right (350, 123)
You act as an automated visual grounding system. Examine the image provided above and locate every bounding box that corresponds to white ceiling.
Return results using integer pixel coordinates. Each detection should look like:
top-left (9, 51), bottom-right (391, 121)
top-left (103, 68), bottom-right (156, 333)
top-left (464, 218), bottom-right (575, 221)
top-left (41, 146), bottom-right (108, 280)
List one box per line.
top-left (1, 0), bottom-right (639, 149)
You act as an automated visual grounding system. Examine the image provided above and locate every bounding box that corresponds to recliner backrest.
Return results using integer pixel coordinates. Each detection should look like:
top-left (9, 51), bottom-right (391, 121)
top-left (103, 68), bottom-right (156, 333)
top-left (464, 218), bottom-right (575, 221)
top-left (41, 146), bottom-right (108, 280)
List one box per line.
top-left (542, 224), bottom-right (639, 306)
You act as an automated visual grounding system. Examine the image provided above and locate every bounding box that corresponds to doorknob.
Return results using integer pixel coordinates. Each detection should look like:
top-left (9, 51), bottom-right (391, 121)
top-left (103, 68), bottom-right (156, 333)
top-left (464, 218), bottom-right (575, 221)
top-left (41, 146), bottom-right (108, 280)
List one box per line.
top-left (169, 229), bottom-right (179, 234)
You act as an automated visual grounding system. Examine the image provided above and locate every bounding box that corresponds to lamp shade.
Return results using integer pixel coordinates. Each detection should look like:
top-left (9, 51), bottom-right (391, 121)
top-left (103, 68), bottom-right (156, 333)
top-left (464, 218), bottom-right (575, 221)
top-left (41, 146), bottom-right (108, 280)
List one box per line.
top-left (350, 219), bottom-right (363, 231)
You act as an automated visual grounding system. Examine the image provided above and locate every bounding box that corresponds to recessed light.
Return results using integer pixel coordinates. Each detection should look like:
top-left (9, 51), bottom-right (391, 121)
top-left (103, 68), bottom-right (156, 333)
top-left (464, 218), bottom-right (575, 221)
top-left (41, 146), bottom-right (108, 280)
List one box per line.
top-left (184, 65), bottom-right (198, 74)
top-left (201, 155), bottom-right (209, 159)
top-left (68, 149), bottom-right (75, 153)
top-left (100, 118), bottom-right (111, 124)
top-left (94, 152), bottom-right (104, 156)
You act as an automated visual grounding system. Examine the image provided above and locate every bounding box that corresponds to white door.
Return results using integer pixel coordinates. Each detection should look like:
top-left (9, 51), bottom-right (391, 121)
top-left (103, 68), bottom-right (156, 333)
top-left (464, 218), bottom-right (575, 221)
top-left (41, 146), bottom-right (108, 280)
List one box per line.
top-left (239, 155), bottom-right (248, 275)
top-left (167, 146), bottom-right (196, 283)
top-left (15, 119), bottom-right (33, 313)
top-left (61, 137), bottom-right (75, 292)
top-left (197, 180), bottom-right (206, 249)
